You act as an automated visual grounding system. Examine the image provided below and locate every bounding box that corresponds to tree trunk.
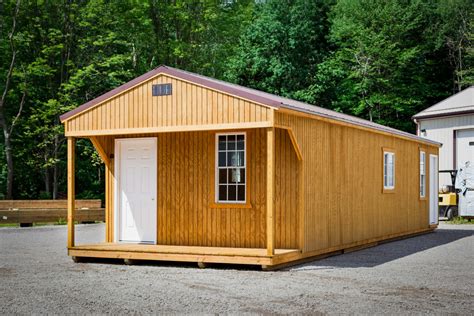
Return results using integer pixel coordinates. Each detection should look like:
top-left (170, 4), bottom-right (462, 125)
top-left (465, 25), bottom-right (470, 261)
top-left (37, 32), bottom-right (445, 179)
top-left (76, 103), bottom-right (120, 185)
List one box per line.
top-left (44, 165), bottom-right (51, 197)
top-left (52, 134), bottom-right (59, 199)
top-left (0, 117), bottom-right (14, 199)
top-left (0, 0), bottom-right (21, 200)
top-left (5, 135), bottom-right (13, 200)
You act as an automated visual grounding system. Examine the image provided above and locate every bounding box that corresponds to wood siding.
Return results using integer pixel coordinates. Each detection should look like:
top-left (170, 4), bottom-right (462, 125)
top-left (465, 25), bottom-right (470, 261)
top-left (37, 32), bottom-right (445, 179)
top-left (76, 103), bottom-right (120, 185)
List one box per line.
top-left (275, 112), bottom-right (438, 253)
top-left (157, 130), bottom-right (267, 248)
top-left (92, 129), bottom-right (299, 249)
top-left (64, 74), bottom-right (273, 136)
top-left (274, 128), bottom-right (300, 249)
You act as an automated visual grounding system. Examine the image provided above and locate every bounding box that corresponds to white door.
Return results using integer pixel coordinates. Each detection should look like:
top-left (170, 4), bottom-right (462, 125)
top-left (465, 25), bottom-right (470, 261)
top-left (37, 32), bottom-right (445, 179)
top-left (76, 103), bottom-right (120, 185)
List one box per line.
top-left (456, 129), bottom-right (474, 169)
top-left (429, 154), bottom-right (439, 225)
top-left (115, 138), bottom-right (157, 243)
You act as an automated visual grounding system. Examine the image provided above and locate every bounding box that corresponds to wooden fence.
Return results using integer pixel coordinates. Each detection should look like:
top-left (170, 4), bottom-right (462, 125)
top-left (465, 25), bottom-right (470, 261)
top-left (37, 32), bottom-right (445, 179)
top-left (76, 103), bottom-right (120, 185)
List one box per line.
top-left (0, 199), bottom-right (104, 226)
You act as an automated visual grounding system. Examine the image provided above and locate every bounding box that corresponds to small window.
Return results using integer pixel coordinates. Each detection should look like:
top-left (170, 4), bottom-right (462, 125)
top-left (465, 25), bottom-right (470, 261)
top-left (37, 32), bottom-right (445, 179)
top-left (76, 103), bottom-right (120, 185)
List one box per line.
top-left (152, 83), bottom-right (172, 96)
top-left (420, 151), bottom-right (426, 198)
top-left (216, 133), bottom-right (246, 203)
top-left (383, 151), bottom-right (395, 190)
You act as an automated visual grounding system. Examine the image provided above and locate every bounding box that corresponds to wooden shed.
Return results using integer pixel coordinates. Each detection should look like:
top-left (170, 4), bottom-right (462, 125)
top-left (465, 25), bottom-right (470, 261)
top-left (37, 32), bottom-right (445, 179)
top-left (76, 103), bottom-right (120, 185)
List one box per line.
top-left (61, 65), bottom-right (441, 269)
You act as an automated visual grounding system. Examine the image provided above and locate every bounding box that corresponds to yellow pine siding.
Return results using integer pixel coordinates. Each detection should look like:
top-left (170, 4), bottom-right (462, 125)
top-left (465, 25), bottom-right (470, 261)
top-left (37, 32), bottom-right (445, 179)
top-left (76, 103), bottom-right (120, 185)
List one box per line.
top-left (274, 128), bottom-right (299, 249)
top-left (90, 129), bottom-right (300, 249)
top-left (275, 112), bottom-right (437, 253)
top-left (64, 75), bottom-right (273, 136)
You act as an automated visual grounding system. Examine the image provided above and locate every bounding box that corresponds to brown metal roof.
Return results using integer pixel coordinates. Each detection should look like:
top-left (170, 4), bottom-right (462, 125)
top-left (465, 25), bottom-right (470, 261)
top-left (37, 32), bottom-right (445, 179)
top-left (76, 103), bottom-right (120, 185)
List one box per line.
top-left (60, 65), bottom-right (440, 146)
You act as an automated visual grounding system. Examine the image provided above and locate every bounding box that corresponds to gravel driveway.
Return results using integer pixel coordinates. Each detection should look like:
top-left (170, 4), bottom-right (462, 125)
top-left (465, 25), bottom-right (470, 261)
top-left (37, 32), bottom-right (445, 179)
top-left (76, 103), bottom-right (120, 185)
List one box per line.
top-left (0, 223), bottom-right (472, 314)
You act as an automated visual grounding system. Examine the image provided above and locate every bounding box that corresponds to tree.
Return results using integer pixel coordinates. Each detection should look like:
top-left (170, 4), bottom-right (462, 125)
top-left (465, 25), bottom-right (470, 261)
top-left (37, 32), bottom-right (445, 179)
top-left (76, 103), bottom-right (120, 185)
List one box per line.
top-left (0, 0), bottom-right (27, 199)
top-left (0, 0), bottom-right (470, 200)
top-left (454, 6), bottom-right (474, 88)
top-left (438, 0), bottom-right (474, 91)
top-left (225, 0), bottom-right (334, 98)
top-left (148, 0), bottom-right (255, 77)
top-left (303, 0), bottom-right (454, 132)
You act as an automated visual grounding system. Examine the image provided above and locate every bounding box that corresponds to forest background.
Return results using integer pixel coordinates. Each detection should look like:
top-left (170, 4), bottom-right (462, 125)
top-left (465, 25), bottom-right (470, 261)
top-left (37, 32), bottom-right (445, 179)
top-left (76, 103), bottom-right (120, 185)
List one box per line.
top-left (0, 0), bottom-right (472, 200)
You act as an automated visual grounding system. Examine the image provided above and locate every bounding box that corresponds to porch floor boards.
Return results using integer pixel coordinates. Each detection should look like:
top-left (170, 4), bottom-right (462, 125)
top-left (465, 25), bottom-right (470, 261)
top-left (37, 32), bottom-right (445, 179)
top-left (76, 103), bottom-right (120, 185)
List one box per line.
top-left (71, 243), bottom-right (297, 257)
top-left (68, 243), bottom-right (301, 267)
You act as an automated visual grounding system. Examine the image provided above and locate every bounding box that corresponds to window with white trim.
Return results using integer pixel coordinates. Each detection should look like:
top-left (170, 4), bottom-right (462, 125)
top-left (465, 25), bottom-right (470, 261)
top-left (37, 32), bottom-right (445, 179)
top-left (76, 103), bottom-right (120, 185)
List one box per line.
top-left (383, 151), bottom-right (395, 190)
top-left (216, 133), bottom-right (246, 203)
top-left (420, 151), bottom-right (426, 197)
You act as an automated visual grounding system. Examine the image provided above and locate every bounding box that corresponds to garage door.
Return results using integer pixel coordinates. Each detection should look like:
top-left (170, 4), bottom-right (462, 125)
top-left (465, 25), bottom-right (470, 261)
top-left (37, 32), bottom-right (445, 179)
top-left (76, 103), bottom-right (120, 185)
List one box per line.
top-left (457, 129), bottom-right (474, 168)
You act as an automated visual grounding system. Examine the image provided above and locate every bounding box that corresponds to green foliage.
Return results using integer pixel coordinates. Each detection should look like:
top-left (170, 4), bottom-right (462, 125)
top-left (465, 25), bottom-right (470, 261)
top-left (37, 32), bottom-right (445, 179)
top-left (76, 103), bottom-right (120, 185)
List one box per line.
top-left (226, 0), bottom-right (334, 97)
top-left (0, 0), bottom-right (472, 200)
top-left (322, 0), bottom-right (451, 131)
top-left (55, 218), bottom-right (67, 226)
top-left (457, 7), bottom-right (474, 87)
top-left (227, 0), bottom-right (472, 133)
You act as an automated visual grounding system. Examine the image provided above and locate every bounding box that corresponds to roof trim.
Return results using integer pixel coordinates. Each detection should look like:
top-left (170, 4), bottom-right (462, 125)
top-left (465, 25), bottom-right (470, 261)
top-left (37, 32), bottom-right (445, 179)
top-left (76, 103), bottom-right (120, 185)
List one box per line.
top-left (413, 109), bottom-right (474, 120)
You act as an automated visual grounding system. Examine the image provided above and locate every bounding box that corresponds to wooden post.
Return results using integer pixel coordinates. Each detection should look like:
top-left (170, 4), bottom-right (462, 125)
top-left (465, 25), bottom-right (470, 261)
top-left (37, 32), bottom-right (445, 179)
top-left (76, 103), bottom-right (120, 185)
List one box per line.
top-left (266, 127), bottom-right (275, 256)
top-left (298, 162), bottom-right (305, 251)
top-left (105, 164), bottom-right (110, 242)
top-left (89, 136), bottom-right (113, 242)
top-left (105, 161), bottom-right (114, 243)
top-left (67, 137), bottom-right (75, 248)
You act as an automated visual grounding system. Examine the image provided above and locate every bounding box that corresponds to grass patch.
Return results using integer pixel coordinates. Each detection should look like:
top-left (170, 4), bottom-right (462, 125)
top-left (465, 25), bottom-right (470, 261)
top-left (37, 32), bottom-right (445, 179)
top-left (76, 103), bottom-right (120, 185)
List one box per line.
top-left (55, 218), bottom-right (67, 225)
top-left (0, 223), bottom-right (19, 227)
top-left (446, 217), bottom-right (474, 224)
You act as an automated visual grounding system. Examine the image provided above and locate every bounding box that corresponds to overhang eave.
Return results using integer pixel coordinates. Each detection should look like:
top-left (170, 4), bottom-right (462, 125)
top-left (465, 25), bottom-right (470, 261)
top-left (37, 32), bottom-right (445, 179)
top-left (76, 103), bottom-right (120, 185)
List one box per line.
top-left (64, 121), bottom-right (274, 137)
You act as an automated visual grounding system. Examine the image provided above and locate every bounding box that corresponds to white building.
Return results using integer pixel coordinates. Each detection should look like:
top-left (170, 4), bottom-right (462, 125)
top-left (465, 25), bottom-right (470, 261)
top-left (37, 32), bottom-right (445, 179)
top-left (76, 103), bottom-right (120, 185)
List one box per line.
top-left (413, 86), bottom-right (474, 187)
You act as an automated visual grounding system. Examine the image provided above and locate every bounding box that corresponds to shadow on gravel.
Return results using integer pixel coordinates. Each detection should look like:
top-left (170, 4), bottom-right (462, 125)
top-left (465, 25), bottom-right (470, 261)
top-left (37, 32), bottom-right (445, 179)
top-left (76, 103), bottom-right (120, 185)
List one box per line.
top-left (289, 228), bottom-right (473, 270)
top-left (76, 257), bottom-right (263, 271)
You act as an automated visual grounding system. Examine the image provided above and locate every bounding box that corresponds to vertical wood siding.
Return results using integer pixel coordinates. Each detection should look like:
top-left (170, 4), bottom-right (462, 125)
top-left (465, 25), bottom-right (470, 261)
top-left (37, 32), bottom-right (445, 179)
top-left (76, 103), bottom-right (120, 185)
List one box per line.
top-left (274, 128), bottom-right (300, 249)
top-left (275, 112), bottom-right (438, 253)
top-left (65, 75), bottom-right (273, 135)
top-left (94, 128), bottom-right (299, 248)
top-left (156, 130), bottom-right (266, 248)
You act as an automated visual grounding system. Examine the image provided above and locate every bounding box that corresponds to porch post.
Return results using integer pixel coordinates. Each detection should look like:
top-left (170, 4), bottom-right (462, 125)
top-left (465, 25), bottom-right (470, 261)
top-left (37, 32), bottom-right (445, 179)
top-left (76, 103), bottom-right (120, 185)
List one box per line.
top-left (67, 137), bottom-right (75, 248)
top-left (266, 127), bottom-right (275, 256)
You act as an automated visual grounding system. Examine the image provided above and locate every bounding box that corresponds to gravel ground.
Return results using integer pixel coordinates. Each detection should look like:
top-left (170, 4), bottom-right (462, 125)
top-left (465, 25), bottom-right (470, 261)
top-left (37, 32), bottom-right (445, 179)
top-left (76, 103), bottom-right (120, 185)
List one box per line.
top-left (0, 223), bottom-right (472, 314)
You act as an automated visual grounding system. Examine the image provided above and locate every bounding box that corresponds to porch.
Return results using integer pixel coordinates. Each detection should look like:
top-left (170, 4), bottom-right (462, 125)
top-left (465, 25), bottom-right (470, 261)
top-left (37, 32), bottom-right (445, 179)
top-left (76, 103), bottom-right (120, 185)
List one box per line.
top-left (65, 126), bottom-right (303, 268)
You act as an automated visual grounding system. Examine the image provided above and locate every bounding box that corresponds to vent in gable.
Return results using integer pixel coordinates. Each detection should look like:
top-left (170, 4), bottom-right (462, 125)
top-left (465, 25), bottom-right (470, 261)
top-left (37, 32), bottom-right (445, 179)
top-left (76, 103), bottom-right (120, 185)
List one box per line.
top-left (152, 83), bottom-right (172, 96)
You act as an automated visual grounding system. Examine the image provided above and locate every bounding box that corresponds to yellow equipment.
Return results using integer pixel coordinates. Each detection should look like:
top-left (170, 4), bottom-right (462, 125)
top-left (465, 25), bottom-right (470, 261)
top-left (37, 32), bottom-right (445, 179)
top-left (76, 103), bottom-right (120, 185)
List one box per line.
top-left (438, 170), bottom-right (459, 220)
top-left (439, 192), bottom-right (457, 206)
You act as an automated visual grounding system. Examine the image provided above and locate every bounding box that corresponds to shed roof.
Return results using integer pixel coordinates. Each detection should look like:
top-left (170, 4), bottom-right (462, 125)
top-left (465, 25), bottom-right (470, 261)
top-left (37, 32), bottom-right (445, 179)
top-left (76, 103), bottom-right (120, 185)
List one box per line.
top-left (60, 65), bottom-right (440, 146)
top-left (413, 86), bottom-right (474, 120)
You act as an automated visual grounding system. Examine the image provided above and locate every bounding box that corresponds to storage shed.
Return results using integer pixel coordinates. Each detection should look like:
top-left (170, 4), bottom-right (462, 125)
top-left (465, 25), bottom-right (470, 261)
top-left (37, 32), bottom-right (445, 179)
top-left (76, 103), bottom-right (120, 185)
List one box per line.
top-left (413, 86), bottom-right (474, 187)
top-left (61, 65), bottom-right (440, 269)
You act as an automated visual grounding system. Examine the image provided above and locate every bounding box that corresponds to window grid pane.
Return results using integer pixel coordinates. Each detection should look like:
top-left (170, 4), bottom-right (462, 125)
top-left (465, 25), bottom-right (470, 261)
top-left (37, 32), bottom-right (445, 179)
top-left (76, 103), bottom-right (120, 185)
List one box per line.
top-left (420, 152), bottom-right (426, 197)
top-left (217, 133), bottom-right (246, 203)
top-left (384, 152), bottom-right (395, 189)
